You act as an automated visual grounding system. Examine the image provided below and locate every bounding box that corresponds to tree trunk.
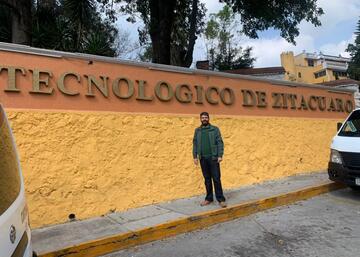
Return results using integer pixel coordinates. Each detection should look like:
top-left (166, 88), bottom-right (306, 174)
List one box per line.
top-left (76, 22), bottom-right (83, 51)
top-left (39, 0), bottom-right (56, 9)
top-left (183, 0), bottom-right (198, 67)
top-left (149, 0), bottom-right (176, 64)
top-left (0, 0), bottom-right (32, 45)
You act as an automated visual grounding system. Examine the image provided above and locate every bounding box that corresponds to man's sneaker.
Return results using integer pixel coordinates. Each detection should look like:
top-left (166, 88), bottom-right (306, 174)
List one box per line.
top-left (200, 200), bottom-right (212, 206)
top-left (219, 201), bottom-right (227, 208)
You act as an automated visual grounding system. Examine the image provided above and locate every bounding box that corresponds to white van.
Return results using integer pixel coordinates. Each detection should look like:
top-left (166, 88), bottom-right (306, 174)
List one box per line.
top-left (328, 108), bottom-right (360, 190)
top-left (0, 105), bottom-right (34, 257)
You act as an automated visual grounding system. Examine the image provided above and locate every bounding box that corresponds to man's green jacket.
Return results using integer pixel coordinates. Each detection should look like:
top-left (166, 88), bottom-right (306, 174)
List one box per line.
top-left (193, 124), bottom-right (224, 160)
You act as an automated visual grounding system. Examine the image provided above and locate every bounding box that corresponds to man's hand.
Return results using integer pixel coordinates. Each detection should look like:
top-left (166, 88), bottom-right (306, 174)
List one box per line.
top-left (194, 158), bottom-right (199, 165)
top-left (217, 157), bottom-right (223, 163)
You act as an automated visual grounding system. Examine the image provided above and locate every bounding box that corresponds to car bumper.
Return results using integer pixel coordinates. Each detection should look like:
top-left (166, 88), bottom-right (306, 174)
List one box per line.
top-left (328, 162), bottom-right (360, 186)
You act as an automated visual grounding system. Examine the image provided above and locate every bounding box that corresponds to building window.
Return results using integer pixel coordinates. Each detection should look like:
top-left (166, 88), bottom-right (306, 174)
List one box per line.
top-left (314, 70), bottom-right (326, 78)
top-left (332, 71), bottom-right (347, 78)
top-left (307, 60), bottom-right (314, 67)
top-left (298, 72), bottom-right (302, 78)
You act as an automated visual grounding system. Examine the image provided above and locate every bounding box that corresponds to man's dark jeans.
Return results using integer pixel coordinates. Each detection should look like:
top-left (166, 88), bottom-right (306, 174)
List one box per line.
top-left (200, 156), bottom-right (226, 202)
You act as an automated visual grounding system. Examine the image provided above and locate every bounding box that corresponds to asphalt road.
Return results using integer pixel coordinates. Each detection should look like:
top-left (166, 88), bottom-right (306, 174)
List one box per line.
top-left (102, 188), bottom-right (360, 257)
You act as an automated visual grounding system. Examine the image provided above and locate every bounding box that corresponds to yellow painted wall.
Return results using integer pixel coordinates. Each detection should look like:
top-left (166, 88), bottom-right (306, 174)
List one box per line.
top-left (281, 52), bottom-right (322, 83)
top-left (295, 66), bottom-right (329, 84)
top-left (294, 53), bottom-right (307, 66)
top-left (7, 110), bottom-right (339, 228)
top-left (281, 52), bottom-right (296, 81)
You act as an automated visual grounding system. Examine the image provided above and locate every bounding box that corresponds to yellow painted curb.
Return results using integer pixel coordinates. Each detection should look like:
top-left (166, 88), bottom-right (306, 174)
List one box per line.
top-left (38, 182), bottom-right (345, 257)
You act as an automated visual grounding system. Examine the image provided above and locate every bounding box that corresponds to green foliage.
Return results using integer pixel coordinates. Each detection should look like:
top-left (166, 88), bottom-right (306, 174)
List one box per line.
top-left (1, 0), bottom-right (324, 64)
top-left (138, 45), bottom-right (153, 62)
top-left (205, 5), bottom-right (255, 71)
top-left (31, 3), bottom-right (67, 50)
top-left (0, 0), bottom-right (118, 57)
top-left (205, 19), bottom-right (219, 40)
top-left (223, 0), bottom-right (324, 44)
top-left (92, 0), bottom-right (325, 65)
top-left (34, 0), bottom-right (117, 56)
top-left (347, 19), bottom-right (360, 81)
top-left (99, 0), bottom-right (206, 66)
top-left (83, 32), bottom-right (116, 56)
top-left (169, 0), bottom-right (207, 66)
top-left (63, 0), bottom-right (95, 27)
top-left (0, 4), bottom-right (11, 42)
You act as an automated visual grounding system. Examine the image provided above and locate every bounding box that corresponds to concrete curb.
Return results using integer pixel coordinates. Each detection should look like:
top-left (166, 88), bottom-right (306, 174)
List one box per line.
top-left (38, 182), bottom-right (345, 257)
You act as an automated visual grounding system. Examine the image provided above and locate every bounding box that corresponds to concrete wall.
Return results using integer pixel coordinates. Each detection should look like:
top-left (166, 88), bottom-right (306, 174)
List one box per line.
top-left (7, 109), bottom-right (339, 228)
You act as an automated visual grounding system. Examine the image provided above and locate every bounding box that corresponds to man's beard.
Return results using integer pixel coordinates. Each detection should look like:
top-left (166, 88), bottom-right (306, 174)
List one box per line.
top-left (201, 120), bottom-right (209, 126)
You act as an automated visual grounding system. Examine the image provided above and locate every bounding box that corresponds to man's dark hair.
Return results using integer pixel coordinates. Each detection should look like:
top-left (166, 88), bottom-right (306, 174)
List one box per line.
top-left (200, 112), bottom-right (209, 117)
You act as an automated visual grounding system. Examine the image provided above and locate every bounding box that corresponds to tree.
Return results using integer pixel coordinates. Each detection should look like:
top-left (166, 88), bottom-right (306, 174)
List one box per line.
top-left (100, 0), bottom-right (323, 66)
top-left (104, 0), bottom-right (206, 67)
top-left (224, 0), bottom-right (324, 44)
top-left (347, 18), bottom-right (360, 81)
top-left (169, 0), bottom-right (206, 67)
top-left (0, 4), bottom-right (12, 42)
top-left (63, 0), bottom-right (96, 51)
top-left (31, 1), bottom-right (66, 50)
top-left (1, 0), bottom-right (324, 64)
top-left (205, 5), bottom-right (255, 71)
top-left (0, 0), bottom-right (120, 57)
top-left (0, 0), bottom-right (32, 44)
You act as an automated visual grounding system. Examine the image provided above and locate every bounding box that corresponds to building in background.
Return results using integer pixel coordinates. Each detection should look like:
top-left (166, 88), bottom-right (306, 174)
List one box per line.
top-left (280, 51), bottom-right (360, 108)
top-left (223, 67), bottom-right (285, 80)
top-left (196, 54), bottom-right (359, 108)
top-left (318, 79), bottom-right (360, 109)
top-left (281, 51), bottom-right (350, 84)
top-left (195, 60), bottom-right (285, 80)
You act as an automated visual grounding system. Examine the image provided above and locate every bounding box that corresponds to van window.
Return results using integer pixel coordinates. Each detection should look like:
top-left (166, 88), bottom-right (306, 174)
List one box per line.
top-left (0, 108), bottom-right (21, 216)
top-left (338, 110), bottom-right (360, 137)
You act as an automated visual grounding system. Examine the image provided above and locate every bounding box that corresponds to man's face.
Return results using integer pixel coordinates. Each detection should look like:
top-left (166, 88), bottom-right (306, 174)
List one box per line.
top-left (200, 115), bottom-right (209, 126)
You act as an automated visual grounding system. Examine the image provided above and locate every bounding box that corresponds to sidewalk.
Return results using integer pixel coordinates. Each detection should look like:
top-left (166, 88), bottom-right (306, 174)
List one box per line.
top-left (32, 171), bottom-right (342, 257)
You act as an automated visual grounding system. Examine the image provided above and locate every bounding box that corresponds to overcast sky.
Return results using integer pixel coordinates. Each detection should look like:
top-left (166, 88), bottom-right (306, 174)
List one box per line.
top-left (118, 0), bottom-right (360, 68)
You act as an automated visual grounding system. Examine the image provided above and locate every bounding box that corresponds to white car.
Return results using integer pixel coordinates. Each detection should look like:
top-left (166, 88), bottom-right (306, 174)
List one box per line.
top-left (328, 108), bottom-right (360, 190)
top-left (0, 105), bottom-right (34, 257)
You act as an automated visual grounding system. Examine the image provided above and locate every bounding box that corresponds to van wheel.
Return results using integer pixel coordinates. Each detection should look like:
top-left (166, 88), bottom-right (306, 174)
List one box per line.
top-left (349, 186), bottom-right (360, 191)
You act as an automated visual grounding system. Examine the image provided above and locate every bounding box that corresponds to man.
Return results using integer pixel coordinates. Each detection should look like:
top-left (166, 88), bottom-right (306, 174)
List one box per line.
top-left (193, 112), bottom-right (227, 208)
